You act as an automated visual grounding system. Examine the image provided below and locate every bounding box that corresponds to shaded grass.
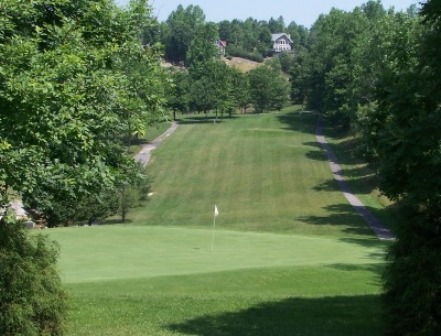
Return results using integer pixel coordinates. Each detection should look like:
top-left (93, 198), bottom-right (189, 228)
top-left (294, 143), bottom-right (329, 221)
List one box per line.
top-left (66, 265), bottom-right (384, 335)
top-left (319, 123), bottom-right (402, 231)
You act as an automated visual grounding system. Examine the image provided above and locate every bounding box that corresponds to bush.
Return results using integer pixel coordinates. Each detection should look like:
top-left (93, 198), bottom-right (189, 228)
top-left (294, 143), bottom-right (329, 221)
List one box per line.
top-left (0, 210), bottom-right (67, 335)
top-left (225, 45), bottom-right (264, 63)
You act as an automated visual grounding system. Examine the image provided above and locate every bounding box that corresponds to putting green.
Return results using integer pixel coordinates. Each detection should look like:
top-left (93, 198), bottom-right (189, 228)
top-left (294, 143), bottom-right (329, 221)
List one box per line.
top-left (47, 225), bottom-right (385, 283)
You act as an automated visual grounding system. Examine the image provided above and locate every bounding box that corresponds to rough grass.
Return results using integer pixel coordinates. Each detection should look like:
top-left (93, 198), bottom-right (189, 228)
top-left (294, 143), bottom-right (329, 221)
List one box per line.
top-left (223, 56), bottom-right (262, 72)
top-left (48, 106), bottom-right (394, 335)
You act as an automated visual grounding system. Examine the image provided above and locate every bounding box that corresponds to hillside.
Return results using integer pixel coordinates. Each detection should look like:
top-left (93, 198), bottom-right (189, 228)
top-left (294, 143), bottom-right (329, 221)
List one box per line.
top-left (222, 56), bottom-right (262, 72)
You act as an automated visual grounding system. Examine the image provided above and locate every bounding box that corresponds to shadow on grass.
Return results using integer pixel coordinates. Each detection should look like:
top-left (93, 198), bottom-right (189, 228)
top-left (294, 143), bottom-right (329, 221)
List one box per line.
top-left (277, 110), bottom-right (318, 135)
top-left (296, 203), bottom-right (377, 236)
top-left (166, 294), bottom-right (383, 336)
top-left (178, 119), bottom-right (225, 125)
top-left (177, 115), bottom-right (238, 125)
top-left (296, 202), bottom-right (397, 237)
top-left (328, 262), bottom-right (384, 276)
top-left (99, 218), bottom-right (132, 225)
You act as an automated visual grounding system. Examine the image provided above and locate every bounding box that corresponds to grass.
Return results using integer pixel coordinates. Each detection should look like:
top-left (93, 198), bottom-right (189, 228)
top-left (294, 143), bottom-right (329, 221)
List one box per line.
top-left (322, 124), bottom-right (402, 231)
top-left (46, 106), bottom-right (395, 335)
top-left (66, 266), bottom-right (384, 335)
top-left (223, 56), bottom-right (262, 72)
top-left (132, 108), bottom-right (376, 238)
top-left (127, 120), bottom-right (173, 155)
top-left (49, 226), bottom-right (385, 284)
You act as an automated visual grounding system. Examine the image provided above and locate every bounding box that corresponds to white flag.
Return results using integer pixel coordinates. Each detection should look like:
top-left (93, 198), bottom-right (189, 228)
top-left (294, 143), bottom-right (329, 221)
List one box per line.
top-left (214, 205), bottom-right (219, 217)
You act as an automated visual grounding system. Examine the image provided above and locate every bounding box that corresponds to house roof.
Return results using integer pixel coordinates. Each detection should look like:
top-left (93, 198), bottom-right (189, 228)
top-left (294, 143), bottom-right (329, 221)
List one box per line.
top-left (216, 40), bottom-right (227, 47)
top-left (271, 33), bottom-right (293, 43)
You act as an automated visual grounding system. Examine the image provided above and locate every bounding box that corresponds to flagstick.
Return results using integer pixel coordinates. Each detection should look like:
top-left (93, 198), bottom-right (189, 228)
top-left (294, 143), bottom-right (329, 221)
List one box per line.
top-left (211, 214), bottom-right (216, 252)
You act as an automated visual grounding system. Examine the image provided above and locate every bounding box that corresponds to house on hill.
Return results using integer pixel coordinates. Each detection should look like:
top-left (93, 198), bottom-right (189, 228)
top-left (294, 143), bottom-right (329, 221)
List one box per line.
top-left (215, 40), bottom-right (227, 56)
top-left (271, 33), bottom-right (293, 54)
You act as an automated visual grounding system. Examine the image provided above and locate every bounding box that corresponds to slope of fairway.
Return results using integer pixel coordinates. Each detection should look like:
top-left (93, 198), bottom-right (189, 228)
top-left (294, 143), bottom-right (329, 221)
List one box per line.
top-left (130, 107), bottom-right (377, 238)
top-left (50, 107), bottom-right (393, 335)
top-left (48, 225), bottom-right (385, 283)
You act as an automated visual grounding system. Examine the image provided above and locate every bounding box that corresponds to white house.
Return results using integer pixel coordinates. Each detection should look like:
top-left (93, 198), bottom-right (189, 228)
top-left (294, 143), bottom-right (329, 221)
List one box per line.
top-left (271, 33), bottom-right (293, 53)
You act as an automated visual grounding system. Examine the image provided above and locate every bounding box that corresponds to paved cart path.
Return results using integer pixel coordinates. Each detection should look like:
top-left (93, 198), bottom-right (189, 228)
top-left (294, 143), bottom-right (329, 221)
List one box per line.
top-left (135, 121), bottom-right (179, 166)
top-left (315, 116), bottom-right (394, 241)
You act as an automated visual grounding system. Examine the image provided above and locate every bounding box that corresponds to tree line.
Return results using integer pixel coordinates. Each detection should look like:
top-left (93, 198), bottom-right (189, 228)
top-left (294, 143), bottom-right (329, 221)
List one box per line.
top-left (287, 1), bottom-right (441, 334)
top-left (0, 0), bottom-right (165, 333)
top-left (154, 5), bottom-right (308, 65)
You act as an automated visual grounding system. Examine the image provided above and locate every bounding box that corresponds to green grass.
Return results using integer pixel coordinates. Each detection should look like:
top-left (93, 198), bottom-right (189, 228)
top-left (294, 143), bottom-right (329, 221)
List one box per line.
top-left (49, 226), bottom-right (385, 284)
top-left (133, 108), bottom-right (376, 238)
top-left (47, 106), bottom-right (394, 335)
top-left (66, 266), bottom-right (384, 335)
top-left (128, 120), bottom-right (173, 155)
top-left (55, 225), bottom-right (385, 335)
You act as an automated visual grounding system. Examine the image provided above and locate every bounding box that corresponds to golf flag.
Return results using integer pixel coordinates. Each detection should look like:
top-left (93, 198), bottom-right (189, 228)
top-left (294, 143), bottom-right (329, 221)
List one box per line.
top-left (214, 205), bottom-right (219, 217)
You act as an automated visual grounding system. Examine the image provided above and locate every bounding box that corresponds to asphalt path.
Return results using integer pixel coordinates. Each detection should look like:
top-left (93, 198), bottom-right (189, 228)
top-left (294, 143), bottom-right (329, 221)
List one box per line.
top-left (315, 115), bottom-right (394, 240)
top-left (134, 121), bottom-right (179, 166)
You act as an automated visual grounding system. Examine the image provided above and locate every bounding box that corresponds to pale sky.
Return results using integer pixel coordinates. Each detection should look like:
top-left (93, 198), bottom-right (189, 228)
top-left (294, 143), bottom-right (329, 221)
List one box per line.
top-left (115, 0), bottom-right (421, 27)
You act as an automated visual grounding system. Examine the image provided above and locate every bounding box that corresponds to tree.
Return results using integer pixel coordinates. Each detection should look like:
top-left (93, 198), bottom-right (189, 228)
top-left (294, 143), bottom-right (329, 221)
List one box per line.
top-left (0, 0), bottom-right (165, 227)
top-left (186, 22), bottom-right (219, 71)
top-left (268, 16), bottom-right (285, 33)
top-left (163, 5), bottom-right (206, 64)
top-left (378, 2), bottom-right (441, 334)
top-left (167, 70), bottom-right (191, 120)
top-left (230, 68), bottom-right (251, 113)
top-left (289, 49), bottom-right (310, 106)
top-left (248, 65), bottom-right (289, 113)
top-left (0, 0), bottom-right (165, 331)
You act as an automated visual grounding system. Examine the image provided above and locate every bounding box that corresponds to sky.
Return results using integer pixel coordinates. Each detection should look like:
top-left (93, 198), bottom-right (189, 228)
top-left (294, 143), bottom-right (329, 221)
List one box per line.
top-left (115, 0), bottom-right (420, 27)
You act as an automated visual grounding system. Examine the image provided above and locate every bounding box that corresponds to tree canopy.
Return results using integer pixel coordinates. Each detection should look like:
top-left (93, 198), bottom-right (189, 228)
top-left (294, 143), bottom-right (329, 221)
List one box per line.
top-left (0, 0), bottom-right (165, 332)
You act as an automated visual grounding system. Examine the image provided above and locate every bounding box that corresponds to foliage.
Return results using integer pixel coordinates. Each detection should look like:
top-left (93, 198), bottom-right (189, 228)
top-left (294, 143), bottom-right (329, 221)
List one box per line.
top-left (225, 45), bottom-right (264, 63)
top-left (289, 49), bottom-right (309, 105)
top-left (0, 0), bottom-right (165, 226)
top-left (248, 65), bottom-right (289, 113)
top-left (378, 2), bottom-right (441, 334)
top-left (167, 70), bottom-right (191, 120)
top-left (186, 22), bottom-right (220, 72)
top-left (118, 165), bottom-right (152, 223)
top-left (0, 212), bottom-right (67, 335)
top-left (162, 4), bottom-right (205, 64)
top-left (284, 2), bottom-right (441, 332)
top-left (0, 0), bottom-right (165, 331)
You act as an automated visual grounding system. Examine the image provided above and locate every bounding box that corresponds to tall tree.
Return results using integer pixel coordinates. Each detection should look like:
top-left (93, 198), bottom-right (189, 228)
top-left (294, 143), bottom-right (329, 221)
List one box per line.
top-left (186, 22), bottom-right (220, 71)
top-left (379, 2), bottom-right (441, 334)
top-left (163, 4), bottom-right (205, 64)
top-left (248, 65), bottom-right (289, 113)
top-left (0, 0), bottom-right (165, 329)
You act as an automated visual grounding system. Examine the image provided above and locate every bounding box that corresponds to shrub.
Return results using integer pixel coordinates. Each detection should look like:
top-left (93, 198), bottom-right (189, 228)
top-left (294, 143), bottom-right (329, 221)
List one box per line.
top-left (0, 210), bottom-right (67, 335)
top-left (226, 45), bottom-right (264, 63)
